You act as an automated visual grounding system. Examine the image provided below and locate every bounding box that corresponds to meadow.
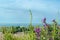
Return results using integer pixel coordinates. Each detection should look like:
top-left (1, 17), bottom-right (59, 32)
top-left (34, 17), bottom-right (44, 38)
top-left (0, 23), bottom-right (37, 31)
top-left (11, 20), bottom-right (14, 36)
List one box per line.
top-left (0, 10), bottom-right (60, 40)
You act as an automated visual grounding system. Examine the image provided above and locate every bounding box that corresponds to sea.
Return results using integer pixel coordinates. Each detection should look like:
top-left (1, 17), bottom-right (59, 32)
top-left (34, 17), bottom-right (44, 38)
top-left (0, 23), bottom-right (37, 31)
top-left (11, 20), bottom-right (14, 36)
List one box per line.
top-left (0, 23), bottom-right (43, 27)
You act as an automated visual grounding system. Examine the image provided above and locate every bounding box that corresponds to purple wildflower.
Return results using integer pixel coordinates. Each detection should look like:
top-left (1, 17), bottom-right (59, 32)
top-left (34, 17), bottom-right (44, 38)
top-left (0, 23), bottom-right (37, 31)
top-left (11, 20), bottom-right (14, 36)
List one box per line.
top-left (34, 28), bottom-right (41, 40)
top-left (42, 18), bottom-right (46, 23)
top-left (34, 28), bottom-right (41, 33)
top-left (42, 18), bottom-right (48, 27)
top-left (43, 23), bottom-right (47, 27)
top-left (42, 18), bottom-right (50, 31)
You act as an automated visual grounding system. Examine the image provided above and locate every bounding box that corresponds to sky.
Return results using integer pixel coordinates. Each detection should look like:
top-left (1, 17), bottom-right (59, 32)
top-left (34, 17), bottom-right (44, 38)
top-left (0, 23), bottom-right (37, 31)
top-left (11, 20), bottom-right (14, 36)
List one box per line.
top-left (0, 0), bottom-right (60, 24)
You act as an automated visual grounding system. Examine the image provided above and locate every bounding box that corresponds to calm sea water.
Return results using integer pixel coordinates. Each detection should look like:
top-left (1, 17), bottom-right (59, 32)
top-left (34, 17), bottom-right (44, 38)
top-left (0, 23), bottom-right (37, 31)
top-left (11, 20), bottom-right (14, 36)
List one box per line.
top-left (0, 23), bottom-right (43, 27)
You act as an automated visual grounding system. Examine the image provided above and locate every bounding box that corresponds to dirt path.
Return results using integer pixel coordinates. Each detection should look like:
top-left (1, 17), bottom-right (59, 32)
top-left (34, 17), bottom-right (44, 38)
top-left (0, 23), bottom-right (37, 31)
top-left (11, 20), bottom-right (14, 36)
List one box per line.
top-left (14, 32), bottom-right (24, 37)
top-left (0, 32), bottom-right (25, 40)
top-left (0, 32), bottom-right (3, 40)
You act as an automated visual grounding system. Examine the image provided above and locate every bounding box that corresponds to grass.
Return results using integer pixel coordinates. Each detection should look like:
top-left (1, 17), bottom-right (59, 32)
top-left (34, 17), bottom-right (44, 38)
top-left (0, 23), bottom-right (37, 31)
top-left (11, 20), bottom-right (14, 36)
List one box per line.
top-left (0, 22), bottom-right (60, 40)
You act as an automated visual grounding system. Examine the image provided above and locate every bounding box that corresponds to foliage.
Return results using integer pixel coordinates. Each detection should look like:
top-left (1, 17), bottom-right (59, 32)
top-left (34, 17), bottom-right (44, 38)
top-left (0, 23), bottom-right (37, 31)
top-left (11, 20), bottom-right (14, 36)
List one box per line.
top-left (0, 18), bottom-right (60, 40)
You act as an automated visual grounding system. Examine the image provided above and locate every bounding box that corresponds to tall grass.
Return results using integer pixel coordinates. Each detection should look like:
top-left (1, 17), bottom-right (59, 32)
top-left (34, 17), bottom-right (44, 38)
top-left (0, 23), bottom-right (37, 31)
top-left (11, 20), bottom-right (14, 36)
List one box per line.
top-left (1, 20), bottom-right (60, 40)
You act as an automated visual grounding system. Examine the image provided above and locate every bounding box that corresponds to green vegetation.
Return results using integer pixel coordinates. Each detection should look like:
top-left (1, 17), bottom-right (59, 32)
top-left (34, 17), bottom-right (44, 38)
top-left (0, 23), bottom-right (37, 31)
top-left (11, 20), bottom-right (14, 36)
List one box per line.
top-left (0, 22), bottom-right (60, 40)
top-left (0, 10), bottom-right (60, 40)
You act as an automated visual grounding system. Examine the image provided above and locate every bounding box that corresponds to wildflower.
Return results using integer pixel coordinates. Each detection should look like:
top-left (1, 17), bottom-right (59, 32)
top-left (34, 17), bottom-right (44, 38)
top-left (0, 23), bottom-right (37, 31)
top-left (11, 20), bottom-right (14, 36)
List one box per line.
top-left (34, 28), bottom-right (41, 33)
top-left (34, 28), bottom-right (41, 40)
top-left (42, 18), bottom-right (50, 28)
top-left (42, 18), bottom-right (47, 27)
top-left (43, 23), bottom-right (48, 27)
top-left (42, 18), bottom-right (46, 23)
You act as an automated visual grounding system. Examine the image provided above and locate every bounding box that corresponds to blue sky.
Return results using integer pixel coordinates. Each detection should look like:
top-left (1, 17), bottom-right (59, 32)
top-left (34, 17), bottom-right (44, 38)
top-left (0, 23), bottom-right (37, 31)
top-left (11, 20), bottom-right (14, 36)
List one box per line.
top-left (0, 0), bottom-right (60, 24)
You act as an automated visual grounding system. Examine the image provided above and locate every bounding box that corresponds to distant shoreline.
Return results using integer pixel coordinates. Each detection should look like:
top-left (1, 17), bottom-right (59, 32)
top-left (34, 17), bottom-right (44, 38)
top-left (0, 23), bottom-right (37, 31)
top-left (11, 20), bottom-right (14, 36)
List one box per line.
top-left (0, 23), bottom-right (60, 27)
